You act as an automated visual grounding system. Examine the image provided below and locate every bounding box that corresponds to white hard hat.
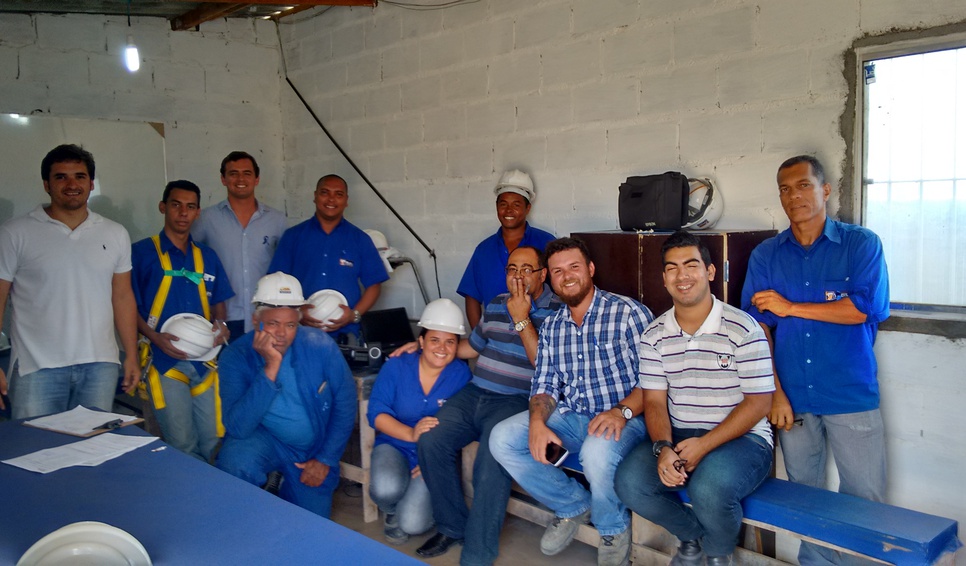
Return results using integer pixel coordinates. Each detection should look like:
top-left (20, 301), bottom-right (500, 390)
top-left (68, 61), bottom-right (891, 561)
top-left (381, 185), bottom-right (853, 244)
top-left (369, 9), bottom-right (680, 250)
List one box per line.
top-left (251, 272), bottom-right (309, 307)
top-left (683, 178), bottom-right (723, 230)
top-left (17, 521), bottom-right (151, 566)
top-left (159, 313), bottom-right (222, 362)
top-left (364, 229), bottom-right (389, 251)
top-left (494, 169), bottom-right (535, 203)
top-left (418, 298), bottom-right (466, 336)
top-left (306, 289), bottom-right (348, 323)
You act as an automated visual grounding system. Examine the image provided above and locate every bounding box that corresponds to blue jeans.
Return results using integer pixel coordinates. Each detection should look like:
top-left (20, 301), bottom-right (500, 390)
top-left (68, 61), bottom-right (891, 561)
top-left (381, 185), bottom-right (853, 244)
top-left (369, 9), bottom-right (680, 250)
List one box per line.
top-left (370, 443), bottom-right (434, 535)
top-left (150, 361), bottom-right (219, 463)
top-left (216, 426), bottom-right (340, 518)
top-left (489, 409), bottom-right (648, 536)
top-left (780, 410), bottom-right (886, 566)
top-left (417, 383), bottom-right (529, 566)
top-left (615, 428), bottom-right (773, 557)
top-left (9, 361), bottom-right (119, 420)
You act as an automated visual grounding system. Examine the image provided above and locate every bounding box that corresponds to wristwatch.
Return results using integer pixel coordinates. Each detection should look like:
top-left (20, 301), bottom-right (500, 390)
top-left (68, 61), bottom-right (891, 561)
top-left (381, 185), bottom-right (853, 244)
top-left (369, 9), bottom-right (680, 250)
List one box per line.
top-left (615, 403), bottom-right (633, 421)
top-left (652, 440), bottom-right (675, 458)
top-left (513, 318), bottom-right (531, 332)
top-left (352, 309), bottom-right (362, 324)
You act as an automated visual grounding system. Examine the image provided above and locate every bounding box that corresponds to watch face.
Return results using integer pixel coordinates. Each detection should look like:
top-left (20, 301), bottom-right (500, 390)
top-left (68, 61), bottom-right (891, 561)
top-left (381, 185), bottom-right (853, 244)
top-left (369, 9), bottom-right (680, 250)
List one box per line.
top-left (621, 407), bottom-right (632, 419)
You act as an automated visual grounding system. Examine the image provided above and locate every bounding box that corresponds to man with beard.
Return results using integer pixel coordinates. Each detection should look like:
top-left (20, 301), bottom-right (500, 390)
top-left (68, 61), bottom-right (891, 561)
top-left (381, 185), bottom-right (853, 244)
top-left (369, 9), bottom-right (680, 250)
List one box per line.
top-left (490, 237), bottom-right (653, 566)
top-left (614, 231), bottom-right (774, 566)
top-left (458, 169), bottom-right (555, 329)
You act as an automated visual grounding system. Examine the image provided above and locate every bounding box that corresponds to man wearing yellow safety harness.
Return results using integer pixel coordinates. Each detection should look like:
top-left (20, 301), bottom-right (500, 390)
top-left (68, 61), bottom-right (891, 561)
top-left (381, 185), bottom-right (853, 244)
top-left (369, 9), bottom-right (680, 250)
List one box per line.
top-left (216, 272), bottom-right (357, 519)
top-left (131, 180), bottom-right (234, 462)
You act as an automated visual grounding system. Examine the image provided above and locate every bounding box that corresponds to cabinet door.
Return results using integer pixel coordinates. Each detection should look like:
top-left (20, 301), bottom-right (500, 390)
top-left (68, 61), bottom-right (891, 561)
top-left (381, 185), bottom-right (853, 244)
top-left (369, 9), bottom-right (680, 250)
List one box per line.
top-left (573, 232), bottom-right (641, 302)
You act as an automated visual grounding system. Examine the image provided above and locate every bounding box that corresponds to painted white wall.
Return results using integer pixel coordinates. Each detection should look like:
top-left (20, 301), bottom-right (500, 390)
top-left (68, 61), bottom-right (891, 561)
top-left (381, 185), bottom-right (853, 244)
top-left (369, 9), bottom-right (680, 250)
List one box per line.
top-left (0, 12), bottom-right (287, 214)
top-left (2, 1), bottom-right (966, 562)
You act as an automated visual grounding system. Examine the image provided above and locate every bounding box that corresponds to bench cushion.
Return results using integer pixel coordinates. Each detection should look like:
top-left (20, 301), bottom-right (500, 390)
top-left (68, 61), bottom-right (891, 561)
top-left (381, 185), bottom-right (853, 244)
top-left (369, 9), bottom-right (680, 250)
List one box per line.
top-left (741, 479), bottom-right (960, 565)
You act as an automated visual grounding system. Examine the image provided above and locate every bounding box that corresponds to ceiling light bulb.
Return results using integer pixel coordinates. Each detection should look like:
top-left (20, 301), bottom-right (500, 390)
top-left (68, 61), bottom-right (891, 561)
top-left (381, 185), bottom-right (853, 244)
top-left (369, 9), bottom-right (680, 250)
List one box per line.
top-left (125, 34), bottom-right (140, 72)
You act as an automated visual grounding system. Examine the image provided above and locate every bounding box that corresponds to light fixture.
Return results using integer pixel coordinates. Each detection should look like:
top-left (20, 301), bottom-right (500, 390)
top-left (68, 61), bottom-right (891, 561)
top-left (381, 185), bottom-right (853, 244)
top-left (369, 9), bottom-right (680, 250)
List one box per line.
top-left (123, 0), bottom-right (139, 73)
top-left (124, 35), bottom-right (140, 72)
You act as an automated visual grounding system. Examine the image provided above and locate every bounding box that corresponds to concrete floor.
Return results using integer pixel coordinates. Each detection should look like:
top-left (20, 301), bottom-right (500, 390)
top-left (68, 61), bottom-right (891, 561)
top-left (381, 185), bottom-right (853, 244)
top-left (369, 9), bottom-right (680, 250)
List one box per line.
top-left (329, 481), bottom-right (600, 565)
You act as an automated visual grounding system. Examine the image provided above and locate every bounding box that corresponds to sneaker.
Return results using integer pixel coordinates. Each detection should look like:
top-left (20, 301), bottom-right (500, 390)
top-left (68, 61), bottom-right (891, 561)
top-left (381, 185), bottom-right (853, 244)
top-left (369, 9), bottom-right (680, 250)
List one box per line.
top-left (540, 509), bottom-right (591, 556)
top-left (383, 513), bottom-right (409, 545)
top-left (598, 529), bottom-right (631, 566)
top-left (669, 539), bottom-right (705, 566)
top-left (707, 554), bottom-right (734, 566)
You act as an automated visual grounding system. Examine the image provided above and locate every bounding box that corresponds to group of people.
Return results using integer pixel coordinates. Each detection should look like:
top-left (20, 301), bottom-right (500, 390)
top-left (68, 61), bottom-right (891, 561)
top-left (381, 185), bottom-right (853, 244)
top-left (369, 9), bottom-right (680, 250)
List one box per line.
top-left (0, 145), bottom-right (889, 566)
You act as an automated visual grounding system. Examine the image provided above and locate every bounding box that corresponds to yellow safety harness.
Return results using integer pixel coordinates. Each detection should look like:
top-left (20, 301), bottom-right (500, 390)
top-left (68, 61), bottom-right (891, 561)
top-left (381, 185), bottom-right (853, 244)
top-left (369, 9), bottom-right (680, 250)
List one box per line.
top-left (137, 235), bottom-right (224, 437)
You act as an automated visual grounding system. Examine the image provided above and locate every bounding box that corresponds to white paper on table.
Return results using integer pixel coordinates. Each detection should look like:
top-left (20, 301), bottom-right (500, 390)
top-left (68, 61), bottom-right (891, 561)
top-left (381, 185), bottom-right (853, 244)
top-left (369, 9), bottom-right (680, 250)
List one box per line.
top-left (22, 405), bottom-right (142, 437)
top-left (1, 433), bottom-right (158, 474)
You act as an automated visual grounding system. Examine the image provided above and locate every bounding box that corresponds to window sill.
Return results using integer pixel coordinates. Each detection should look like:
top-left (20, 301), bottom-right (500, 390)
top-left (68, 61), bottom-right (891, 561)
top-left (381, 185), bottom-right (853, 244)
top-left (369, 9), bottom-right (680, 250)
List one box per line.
top-left (879, 309), bottom-right (966, 339)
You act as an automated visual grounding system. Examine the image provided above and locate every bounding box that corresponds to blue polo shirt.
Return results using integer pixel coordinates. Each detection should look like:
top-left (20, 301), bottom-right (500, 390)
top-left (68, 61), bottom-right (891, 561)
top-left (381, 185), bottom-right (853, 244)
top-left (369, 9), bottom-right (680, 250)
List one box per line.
top-left (268, 216), bottom-right (389, 338)
top-left (191, 199), bottom-right (286, 331)
top-left (457, 223), bottom-right (556, 307)
top-left (741, 219), bottom-right (890, 415)
top-left (131, 231), bottom-right (234, 375)
top-left (366, 351), bottom-right (471, 469)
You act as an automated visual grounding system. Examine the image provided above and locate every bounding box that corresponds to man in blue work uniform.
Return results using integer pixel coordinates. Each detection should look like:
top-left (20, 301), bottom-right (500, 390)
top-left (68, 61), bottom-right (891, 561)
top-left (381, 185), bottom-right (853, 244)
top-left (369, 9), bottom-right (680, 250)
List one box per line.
top-left (131, 180), bottom-right (233, 462)
top-left (458, 169), bottom-right (555, 329)
top-left (192, 151), bottom-right (286, 342)
top-left (742, 155), bottom-right (890, 565)
top-left (269, 174), bottom-right (388, 343)
top-left (217, 272), bottom-right (357, 518)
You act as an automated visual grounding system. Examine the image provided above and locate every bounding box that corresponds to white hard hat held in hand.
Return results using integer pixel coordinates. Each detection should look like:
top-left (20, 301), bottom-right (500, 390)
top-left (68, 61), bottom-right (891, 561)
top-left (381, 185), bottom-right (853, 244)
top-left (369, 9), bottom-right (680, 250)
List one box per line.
top-left (417, 298), bottom-right (467, 336)
top-left (160, 313), bottom-right (222, 361)
top-left (306, 289), bottom-right (348, 325)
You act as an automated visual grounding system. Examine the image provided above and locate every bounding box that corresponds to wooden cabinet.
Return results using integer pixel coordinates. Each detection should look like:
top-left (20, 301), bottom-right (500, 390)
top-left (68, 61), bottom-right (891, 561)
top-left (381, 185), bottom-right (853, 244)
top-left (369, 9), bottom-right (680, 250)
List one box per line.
top-left (572, 230), bottom-right (776, 316)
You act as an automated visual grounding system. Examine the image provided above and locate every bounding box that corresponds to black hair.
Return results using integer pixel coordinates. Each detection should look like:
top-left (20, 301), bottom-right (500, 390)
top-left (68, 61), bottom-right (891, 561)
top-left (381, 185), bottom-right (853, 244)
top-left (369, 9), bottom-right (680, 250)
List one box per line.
top-left (163, 180), bottom-right (201, 203)
top-left (544, 237), bottom-right (592, 266)
top-left (316, 174), bottom-right (348, 192)
top-left (661, 230), bottom-right (712, 266)
top-left (41, 144), bottom-right (95, 180)
top-left (220, 151), bottom-right (260, 177)
top-left (778, 155), bottom-right (826, 186)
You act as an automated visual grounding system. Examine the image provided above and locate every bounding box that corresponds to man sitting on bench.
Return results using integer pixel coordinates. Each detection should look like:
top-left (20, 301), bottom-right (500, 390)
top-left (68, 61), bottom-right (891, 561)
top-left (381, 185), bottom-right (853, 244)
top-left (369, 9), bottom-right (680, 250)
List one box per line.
top-left (615, 231), bottom-right (775, 566)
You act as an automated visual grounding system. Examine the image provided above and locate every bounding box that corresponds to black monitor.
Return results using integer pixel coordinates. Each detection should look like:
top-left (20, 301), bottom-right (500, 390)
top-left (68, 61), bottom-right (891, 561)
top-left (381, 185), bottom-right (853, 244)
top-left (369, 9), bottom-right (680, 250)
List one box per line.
top-left (360, 307), bottom-right (416, 352)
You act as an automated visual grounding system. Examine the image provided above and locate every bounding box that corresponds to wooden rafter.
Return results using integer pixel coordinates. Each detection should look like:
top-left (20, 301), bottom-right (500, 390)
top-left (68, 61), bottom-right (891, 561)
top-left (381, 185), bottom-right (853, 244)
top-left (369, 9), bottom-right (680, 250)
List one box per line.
top-left (170, 0), bottom-right (376, 31)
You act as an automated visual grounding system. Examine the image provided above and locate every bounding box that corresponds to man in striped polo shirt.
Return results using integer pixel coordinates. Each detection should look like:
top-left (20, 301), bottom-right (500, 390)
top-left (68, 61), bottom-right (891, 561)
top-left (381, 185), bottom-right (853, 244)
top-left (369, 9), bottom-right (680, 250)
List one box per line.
top-left (406, 245), bottom-right (561, 564)
top-left (615, 230), bottom-right (775, 566)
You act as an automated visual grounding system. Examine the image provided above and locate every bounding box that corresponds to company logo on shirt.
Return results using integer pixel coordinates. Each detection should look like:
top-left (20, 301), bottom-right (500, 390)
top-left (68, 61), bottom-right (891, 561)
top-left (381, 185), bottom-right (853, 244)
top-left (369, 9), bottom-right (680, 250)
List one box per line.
top-left (717, 354), bottom-right (733, 369)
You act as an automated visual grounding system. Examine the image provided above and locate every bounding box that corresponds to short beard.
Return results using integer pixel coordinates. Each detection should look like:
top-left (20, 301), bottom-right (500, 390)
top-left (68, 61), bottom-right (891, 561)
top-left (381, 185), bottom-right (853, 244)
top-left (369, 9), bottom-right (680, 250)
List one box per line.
top-left (558, 280), bottom-right (592, 307)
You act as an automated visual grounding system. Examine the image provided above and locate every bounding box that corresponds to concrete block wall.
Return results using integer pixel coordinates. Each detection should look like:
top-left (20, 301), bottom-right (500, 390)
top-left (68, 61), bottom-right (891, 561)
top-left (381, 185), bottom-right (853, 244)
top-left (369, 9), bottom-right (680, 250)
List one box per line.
top-left (0, 13), bottom-right (286, 212)
top-left (280, 2), bottom-right (966, 562)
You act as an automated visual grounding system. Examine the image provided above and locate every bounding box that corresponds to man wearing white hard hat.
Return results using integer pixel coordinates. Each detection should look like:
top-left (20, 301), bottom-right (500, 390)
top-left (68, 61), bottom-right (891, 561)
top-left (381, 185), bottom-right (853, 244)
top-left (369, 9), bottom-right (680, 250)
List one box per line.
top-left (216, 272), bottom-right (356, 519)
top-left (457, 169), bottom-right (555, 329)
top-left (269, 174), bottom-right (388, 342)
top-left (131, 180), bottom-right (234, 462)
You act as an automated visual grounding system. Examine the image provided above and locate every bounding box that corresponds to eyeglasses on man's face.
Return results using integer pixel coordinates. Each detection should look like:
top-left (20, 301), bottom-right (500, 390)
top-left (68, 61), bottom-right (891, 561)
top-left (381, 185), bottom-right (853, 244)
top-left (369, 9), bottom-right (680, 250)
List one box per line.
top-left (505, 265), bottom-right (541, 276)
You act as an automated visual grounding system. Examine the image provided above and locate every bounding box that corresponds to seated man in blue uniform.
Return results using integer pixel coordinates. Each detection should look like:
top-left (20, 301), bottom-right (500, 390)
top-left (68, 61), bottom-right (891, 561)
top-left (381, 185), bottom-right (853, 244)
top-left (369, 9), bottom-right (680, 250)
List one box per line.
top-left (268, 174), bottom-right (388, 343)
top-left (458, 169), bottom-right (555, 329)
top-left (131, 179), bottom-right (233, 462)
top-left (615, 231), bottom-right (775, 566)
top-left (216, 272), bottom-right (357, 518)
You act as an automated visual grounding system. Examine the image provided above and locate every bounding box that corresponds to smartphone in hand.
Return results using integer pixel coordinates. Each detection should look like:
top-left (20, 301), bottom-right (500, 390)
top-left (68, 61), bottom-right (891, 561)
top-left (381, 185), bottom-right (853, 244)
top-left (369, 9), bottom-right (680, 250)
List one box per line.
top-left (545, 442), bottom-right (569, 467)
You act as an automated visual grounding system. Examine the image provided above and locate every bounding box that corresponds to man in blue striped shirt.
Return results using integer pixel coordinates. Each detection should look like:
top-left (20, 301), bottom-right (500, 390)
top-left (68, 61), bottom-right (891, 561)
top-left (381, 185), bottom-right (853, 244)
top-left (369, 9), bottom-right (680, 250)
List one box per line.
top-left (490, 237), bottom-right (654, 566)
top-left (400, 246), bottom-right (561, 564)
top-left (615, 230), bottom-right (774, 566)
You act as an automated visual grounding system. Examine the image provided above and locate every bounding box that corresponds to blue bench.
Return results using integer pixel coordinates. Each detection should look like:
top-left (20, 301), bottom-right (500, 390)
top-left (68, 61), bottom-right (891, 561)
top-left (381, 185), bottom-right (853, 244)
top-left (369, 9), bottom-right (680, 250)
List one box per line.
top-left (739, 478), bottom-right (960, 565)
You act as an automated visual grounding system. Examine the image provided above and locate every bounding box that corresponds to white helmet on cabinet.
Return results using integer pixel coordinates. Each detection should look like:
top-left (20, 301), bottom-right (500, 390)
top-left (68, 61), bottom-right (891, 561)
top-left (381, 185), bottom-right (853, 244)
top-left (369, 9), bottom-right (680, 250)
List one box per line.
top-left (683, 177), bottom-right (723, 230)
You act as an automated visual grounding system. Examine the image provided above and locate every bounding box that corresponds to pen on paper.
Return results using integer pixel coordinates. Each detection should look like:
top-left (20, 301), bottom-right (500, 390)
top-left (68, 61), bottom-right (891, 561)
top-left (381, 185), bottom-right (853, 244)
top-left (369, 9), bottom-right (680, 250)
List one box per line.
top-left (151, 446), bottom-right (167, 452)
top-left (92, 418), bottom-right (123, 431)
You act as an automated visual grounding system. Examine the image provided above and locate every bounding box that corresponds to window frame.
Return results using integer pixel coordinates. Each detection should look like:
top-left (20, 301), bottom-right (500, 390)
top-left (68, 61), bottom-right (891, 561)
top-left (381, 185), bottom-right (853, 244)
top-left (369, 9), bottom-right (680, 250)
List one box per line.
top-left (849, 30), bottom-right (966, 325)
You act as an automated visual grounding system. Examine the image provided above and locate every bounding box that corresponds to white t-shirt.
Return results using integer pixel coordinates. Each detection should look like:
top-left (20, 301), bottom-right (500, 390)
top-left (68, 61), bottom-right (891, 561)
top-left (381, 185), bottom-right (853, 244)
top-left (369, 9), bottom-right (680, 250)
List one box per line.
top-left (0, 205), bottom-right (132, 375)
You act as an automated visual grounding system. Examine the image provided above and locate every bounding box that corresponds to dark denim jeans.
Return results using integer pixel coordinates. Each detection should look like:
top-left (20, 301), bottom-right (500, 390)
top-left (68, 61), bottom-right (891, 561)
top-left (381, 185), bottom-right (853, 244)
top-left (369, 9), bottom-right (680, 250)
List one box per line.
top-left (615, 428), bottom-right (773, 557)
top-left (416, 383), bottom-right (528, 566)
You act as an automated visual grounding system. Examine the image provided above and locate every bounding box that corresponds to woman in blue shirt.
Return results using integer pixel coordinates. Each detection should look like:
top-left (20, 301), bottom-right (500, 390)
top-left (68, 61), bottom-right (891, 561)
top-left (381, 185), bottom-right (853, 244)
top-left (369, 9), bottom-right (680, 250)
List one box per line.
top-left (367, 299), bottom-right (471, 544)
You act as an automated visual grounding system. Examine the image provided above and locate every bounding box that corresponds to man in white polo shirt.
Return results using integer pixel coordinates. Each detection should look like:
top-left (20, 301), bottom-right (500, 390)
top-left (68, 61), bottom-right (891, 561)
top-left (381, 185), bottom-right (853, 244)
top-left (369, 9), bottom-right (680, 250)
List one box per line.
top-left (0, 144), bottom-right (140, 418)
top-left (614, 230), bottom-right (775, 566)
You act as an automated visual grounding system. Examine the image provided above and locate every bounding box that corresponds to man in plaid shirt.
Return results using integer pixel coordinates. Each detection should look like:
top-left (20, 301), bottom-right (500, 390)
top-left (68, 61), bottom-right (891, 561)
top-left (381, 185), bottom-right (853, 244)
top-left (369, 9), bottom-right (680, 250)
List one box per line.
top-left (490, 237), bottom-right (653, 566)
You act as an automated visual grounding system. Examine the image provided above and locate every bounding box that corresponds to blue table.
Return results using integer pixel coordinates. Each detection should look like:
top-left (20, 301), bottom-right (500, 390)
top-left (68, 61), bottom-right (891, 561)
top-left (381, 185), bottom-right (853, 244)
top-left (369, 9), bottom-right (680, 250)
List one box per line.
top-left (0, 420), bottom-right (420, 565)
